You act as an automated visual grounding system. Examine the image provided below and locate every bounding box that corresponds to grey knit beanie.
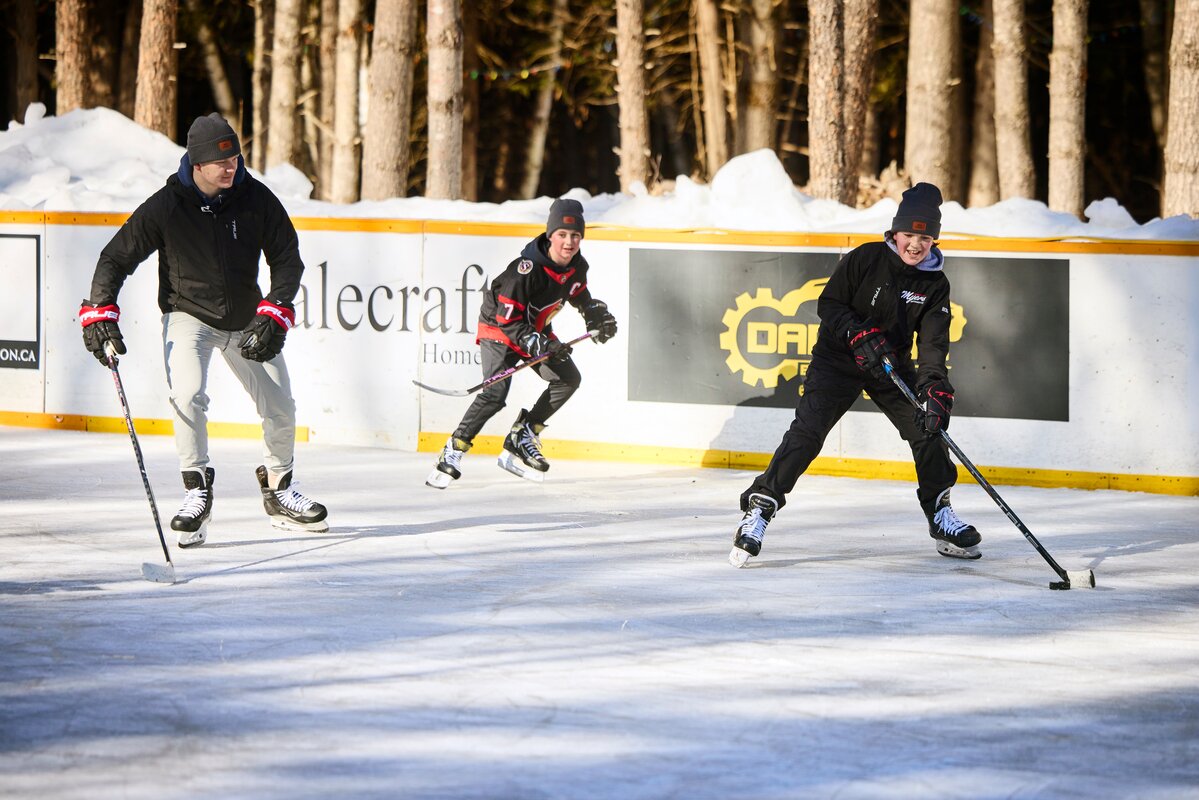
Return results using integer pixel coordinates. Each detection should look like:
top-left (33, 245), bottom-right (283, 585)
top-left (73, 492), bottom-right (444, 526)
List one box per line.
top-left (546, 198), bottom-right (585, 237)
top-left (186, 113), bottom-right (241, 164)
top-left (890, 182), bottom-right (943, 238)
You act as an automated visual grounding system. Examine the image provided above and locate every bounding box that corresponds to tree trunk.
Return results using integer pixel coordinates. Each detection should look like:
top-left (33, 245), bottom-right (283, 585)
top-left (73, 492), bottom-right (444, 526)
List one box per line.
top-left (694, 0), bottom-right (728, 178)
top-left (251, 0), bottom-right (274, 171)
top-left (967, 0), bottom-right (998, 207)
top-left (842, 0), bottom-right (878, 204)
top-left (267, 0), bottom-right (303, 169)
top-left (615, 0), bottom-right (651, 192)
top-left (318, 0), bottom-right (337, 195)
top-left (1139, 0), bottom-right (1168, 152)
top-left (743, 0), bottom-right (778, 153)
top-left (461, 5), bottom-right (479, 201)
top-left (299, 0), bottom-right (321, 188)
top-left (807, 0), bottom-right (847, 202)
top-left (1047, 0), bottom-right (1088, 217)
top-left (56, 0), bottom-right (90, 114)
top-left (331, 0), bottom-right (363, 202)
top-left (361, 0), bottom-right (418, 200)
top-left (1163, 0), bottom-right (1199, 217)
top-left (117, 0), bottom-right (142, 119)
top-left (13, 0), bottom-right (38, 122)
top-left (426, 0), bottom-right (463, 199)
top-left (183, 0), bottom-right (239, 131)
top-left (991, 0), bottom-right (1036, 198)
top-left (88, 4), bottom-right (118, 109)
top-left (520, 0), bottom-right (568, 199)
top-left (904, 0), bottom-right (958, 197)
top-left (134, 0), bottom-right (178, 139)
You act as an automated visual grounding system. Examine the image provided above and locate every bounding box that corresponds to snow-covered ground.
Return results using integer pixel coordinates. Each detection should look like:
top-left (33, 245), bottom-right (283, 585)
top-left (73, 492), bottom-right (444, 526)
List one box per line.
top-left (4, 104), bottom-right (1199, 240)
top-left (3, 425), bottom-right (1198, 799)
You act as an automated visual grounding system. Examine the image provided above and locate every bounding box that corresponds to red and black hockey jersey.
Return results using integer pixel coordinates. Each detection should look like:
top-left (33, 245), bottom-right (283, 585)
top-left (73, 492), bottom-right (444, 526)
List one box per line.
top-left (477, 234), bottom-right (593, 357)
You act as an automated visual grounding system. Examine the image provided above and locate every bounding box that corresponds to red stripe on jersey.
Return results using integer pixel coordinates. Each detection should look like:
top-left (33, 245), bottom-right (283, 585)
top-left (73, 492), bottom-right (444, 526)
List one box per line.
top-left (495, 294), bottom-right (526, 325)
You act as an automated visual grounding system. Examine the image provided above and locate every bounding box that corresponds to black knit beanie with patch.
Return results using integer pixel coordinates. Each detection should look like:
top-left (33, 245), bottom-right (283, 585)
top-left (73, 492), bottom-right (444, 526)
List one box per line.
top-left (546, 198), bottom-right (585, 237)
top-left (890, 182), bottom-right (943, 238)
top-left (187, 113), bottom-right (241, 165)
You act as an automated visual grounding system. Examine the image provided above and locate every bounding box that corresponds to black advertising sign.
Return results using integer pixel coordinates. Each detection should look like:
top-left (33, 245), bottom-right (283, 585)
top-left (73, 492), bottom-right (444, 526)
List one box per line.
top-left (628, 248), bottom-right (1069, 421)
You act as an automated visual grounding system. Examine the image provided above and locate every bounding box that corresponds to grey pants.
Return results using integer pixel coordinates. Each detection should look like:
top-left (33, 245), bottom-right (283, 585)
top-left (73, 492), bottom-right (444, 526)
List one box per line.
top-left (162, 312), bottom-right (296, 480)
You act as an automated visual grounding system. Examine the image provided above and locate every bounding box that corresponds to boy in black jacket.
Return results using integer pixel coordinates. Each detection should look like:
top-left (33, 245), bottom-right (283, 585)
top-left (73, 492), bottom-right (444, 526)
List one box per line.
top-left (79, 113), bottom-right (328, 547)
top-left (729, 182), bottom-right (980, 567)
top-left (426, 198), bottom-right (618, 488)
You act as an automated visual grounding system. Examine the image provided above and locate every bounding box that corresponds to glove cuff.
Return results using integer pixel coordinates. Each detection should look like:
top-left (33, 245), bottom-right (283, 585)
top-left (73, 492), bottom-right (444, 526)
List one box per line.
top-left (79, 303), bottom-right (120, 327)
top-left (256, 300), bottom-right (295, 330)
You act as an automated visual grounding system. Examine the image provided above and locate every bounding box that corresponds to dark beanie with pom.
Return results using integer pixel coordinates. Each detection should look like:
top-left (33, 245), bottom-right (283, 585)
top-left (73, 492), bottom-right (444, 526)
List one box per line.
top-left (187, 113), bottom-right (241, 165)
top-left (546, 198), bottom-right (585, 237)
top-left (890, 182), bottom-right (943, 238)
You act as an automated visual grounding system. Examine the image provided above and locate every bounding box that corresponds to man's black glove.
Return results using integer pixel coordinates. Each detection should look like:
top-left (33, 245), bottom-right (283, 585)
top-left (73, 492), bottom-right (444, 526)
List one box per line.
top-left (79, 301), bottom-right (125, 365)
top-left (916, 379), bottom-right (954, 436)
top-left (519, 330), bottom-right (571, 362)
top-left (239, 300), bottom-right (294, 362)
top-left (583, 300), bottom-right (618, 343)
top-left (846, 321), bottom-right (894, 380)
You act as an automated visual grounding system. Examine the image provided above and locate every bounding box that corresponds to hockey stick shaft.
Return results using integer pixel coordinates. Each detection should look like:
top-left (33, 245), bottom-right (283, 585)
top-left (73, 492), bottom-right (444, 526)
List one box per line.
top-left (412, 330), bottom-right (598, 397)
top-left (105, 344), bottom-right (173, 567)
top-left (881, 358), bottom-right (1072, 582)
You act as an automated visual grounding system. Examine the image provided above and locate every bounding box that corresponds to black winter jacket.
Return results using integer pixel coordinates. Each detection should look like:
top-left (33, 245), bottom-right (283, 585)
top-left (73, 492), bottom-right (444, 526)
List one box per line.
top-left (89, 155), bottom-right (305, 331)
top-left (814, 239), bottom-right (953, 391)
top-left (476, 234), bottom-right (593, 356)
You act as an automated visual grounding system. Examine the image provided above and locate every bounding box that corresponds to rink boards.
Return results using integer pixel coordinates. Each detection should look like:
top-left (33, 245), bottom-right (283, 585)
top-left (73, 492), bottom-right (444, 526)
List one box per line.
top-left (1, 210), bottom-right (1196, 495)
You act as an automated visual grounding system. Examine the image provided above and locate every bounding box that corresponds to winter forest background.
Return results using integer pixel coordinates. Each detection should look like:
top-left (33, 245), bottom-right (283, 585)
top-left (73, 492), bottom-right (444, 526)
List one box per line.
top-left (1, 0), bottom-right (1197, 224)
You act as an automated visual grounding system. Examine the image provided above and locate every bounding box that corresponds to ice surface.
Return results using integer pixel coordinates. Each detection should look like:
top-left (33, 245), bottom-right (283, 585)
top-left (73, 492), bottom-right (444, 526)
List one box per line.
top-left (2, 426), bottom-right (1198, 799)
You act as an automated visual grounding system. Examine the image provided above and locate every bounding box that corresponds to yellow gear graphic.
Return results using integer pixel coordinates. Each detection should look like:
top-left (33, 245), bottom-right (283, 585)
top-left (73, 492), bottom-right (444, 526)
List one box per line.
top-left (719, 279), bottom-right (827, 388)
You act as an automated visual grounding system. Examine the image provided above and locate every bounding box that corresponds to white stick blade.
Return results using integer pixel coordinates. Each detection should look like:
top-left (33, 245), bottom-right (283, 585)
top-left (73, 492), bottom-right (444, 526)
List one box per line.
top-left (142, 562), bottom-right (176, 584)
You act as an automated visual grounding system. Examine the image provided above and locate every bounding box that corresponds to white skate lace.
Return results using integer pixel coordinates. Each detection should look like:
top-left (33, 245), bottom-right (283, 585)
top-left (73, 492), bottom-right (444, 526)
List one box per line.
top-left (517, 427), bottom-right (543, 459)
top-left (738, 507), bottom-right (769, 544)
top-left (274, 483), bottom-right (316, 512)
top-left (441, 441), bottom-right (465, 469)
top-left (176, 488), bottom-right (208, 519)
top-left (933, 505), bottom-right (971, 538)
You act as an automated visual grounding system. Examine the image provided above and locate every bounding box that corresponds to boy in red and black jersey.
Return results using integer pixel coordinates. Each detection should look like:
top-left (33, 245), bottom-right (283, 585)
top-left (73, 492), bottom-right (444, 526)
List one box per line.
top-left (427, 199), bottom-right (619, 487)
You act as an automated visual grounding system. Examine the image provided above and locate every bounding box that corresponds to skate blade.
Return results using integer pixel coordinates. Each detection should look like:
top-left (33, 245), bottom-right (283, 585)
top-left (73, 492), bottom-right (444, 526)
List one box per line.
top-left (270, 517), bottom-right (331, 533)
top-left (425, 469), bottom-right (454, 489)
top-left (936, 540), bottom-right (982, 560)
top-left (176, 519), bottom-right (209, 548)
top-left (728, 546), bottom-right (752, 568)
top-left (496, 452), bottom-right (545, 483)
top-left (141, 562), bottom-right (176, 584)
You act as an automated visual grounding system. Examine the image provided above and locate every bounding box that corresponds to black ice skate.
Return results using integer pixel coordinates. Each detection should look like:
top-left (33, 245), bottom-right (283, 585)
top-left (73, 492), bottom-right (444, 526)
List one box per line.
top-left (171, 467), bottom-right (214, 548)
top-left (927, 488), bottom-right (982, 559)
top-left (256, 465), bottom-right (329, 532)
top-left (729, 493), bottom-right (778, 568)
top-left (426, 436), bottom-right (471, 489)
top-left (497, 409), bottom-right (548, 482)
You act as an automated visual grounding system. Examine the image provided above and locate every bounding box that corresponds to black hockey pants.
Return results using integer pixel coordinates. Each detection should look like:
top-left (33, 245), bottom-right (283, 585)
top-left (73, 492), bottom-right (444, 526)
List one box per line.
top-left (741, 354), bottom-right (957, 517)
top-left (453, 338), bottom-right (581, 442)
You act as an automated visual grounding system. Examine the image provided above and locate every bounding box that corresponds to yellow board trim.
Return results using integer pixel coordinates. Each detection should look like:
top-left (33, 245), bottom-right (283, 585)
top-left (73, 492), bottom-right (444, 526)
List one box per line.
top-left (0, 411), bottom-right (308, 442)
top-left (416, 432), bottom-right (1198, 497)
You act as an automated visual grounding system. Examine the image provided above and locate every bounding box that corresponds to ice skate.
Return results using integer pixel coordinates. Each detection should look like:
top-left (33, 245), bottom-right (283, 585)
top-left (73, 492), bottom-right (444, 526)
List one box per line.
top-left (171, 467), bottom-right (214, 548)
top-left (426, 436), bottom-right (471, 489)
top-left (257, 465), bottom-right (329, 532)
top-left (498, 410), bottom-right (548, 482)
top-left (729, 493), bottom-right (778, 567)
top-left (927, 488), bottom-right (981, 559)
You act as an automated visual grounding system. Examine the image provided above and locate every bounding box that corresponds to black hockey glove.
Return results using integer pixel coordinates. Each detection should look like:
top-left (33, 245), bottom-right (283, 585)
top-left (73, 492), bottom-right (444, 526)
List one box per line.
top-left (916, 379), bottom-right (954, 436)
top-left (519, 331), bottom-right (571, 363)
top-left (79, 301), bottom-right (126, 366)
top-left (239, 300), bottom-right (295, 362)
top-left (847, 321), bottom-right (894, 380)
top-left (582, 300), bottom-right (618, 343)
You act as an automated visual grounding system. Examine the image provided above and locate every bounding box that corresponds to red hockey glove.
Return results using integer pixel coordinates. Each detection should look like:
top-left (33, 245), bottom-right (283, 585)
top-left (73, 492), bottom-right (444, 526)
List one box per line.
top-left (79, 301), bottom-right (125, 365)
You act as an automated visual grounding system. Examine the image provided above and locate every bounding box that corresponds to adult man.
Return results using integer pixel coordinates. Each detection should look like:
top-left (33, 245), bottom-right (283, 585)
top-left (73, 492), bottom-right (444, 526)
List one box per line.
top-left (80, 113), bottom-right (328, 547)
top-left (426, 198), bottom-right (619, 488)
top-left (729, 182), bottom-right (980, 567)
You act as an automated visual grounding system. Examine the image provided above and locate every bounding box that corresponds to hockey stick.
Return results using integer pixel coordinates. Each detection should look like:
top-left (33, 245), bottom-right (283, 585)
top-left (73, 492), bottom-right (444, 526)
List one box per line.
top-left (882, 357), bottom-right (1095, 590)
top-left (412, 330), bottom-right (599, 397)
top-left (104, 342), bottom-right (176, 585)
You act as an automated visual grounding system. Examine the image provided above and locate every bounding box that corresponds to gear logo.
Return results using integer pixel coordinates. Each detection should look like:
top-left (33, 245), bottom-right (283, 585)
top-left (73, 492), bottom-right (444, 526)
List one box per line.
top-left (719, 279), bottom-right (827, 388)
